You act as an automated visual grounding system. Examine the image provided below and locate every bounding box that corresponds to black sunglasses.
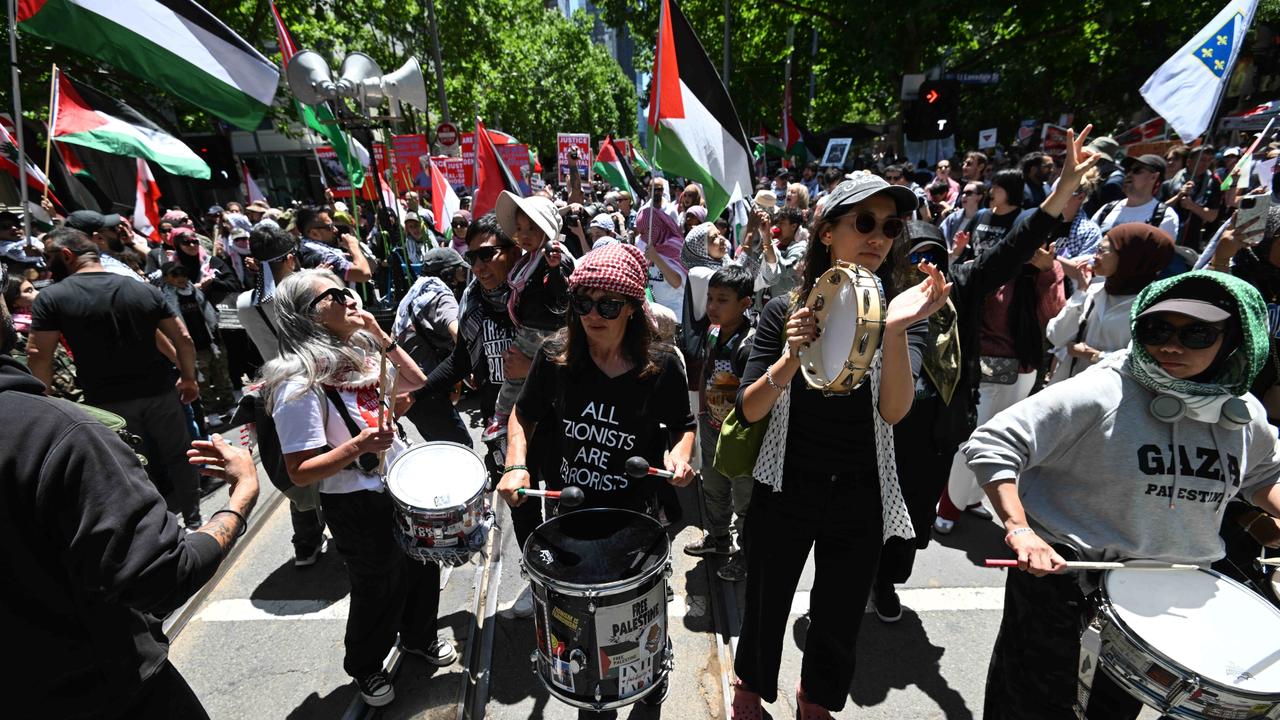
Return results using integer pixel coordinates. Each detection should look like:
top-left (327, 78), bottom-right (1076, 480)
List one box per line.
top-left (464, 245), bottom-right (512, 265)
top-left (307, 286), bottom-right (355, 311)
top-left (178, 238), bottom-right (200, 246)
top-left (1134, 317), bottom-right (1225, 350)
top-left (570, 293), bottom-right (627, 320)
top-left (960, 189), bottom-right (979, 197)
top-left (884, 174), bottom-right (903, 182)
top-left (452, 220), bottom-right (469, 228)
top-left (846, 211), bottom-right (905, 240)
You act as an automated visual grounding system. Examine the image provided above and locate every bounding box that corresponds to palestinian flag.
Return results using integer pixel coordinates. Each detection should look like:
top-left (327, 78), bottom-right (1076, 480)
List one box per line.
top-left (0, 121), bottom-right (55, 202)
top-left (610, 138), bottom-right (645, 200)
top-left (752, 127), bottom-right (786, 160)
top-left (593, 135), bottom-right (635, 197)
top-left (270, 2), bottom-right (364, 187)
top-left (782, 79), bottom-right (808, 162)
top-left (473, 117), bottom-right (523, 217)
top-left (133, 159), bottom-right (161, 243)
top-left (629, 143), bottom-right (653, 174)
top-left (430, 158), bottom-right (460, 237)
top-left (646, 0), bottom-right (752, 220)
top-left (17, 0), bottom-right (278, 131)
top-left (52, 73), bottom-right (210, 179)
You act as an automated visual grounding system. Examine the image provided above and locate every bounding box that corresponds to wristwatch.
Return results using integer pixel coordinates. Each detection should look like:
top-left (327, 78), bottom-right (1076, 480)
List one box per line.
top-left (384, 340), bottom-right (398, 353)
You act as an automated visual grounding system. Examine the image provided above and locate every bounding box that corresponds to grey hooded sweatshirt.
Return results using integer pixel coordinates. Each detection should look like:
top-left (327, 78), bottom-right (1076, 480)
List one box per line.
top-left (962, 359), bottom-right (1280, 565)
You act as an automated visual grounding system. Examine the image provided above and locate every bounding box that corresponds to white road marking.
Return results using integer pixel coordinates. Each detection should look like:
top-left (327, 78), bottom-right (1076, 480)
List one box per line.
top-left (193, 587), bottom-right (1004, 623)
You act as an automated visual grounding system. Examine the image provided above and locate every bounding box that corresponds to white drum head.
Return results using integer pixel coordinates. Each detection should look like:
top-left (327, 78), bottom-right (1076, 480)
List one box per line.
top-left (386, 442), bottom-right (486, 510)
top-left (1106, 568), bottom-right (1280, 693)
top-left (813, 276), bottom-right (859, 383)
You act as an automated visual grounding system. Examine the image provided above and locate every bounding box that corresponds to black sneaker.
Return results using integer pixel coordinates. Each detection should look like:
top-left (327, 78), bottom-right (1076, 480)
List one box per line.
top-left (683, 533), bottom-right (732, 557)
top-left (717, 551), bottom-right (748, 582)
top-left (401, 637), bottom-right (458, 666)
top-left (357, 670), bottom-right (395, 707)
top-left (294, 538), bottom-right (328, 568)
top-left (873, 582), bottom-right (902, 623)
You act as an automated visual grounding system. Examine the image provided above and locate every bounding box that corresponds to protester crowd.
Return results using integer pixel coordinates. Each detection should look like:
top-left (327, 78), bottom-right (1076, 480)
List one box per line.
top-left (5, 122), bottom-right (1280, 720)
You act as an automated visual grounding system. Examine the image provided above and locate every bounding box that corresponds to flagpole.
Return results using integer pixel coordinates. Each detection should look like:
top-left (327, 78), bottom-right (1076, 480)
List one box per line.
top-left (645, 0), bottom-right (667, 255)
top-left (8, 0), bottom-right (30, 241)
top-left (41, 64), bottom-right (57, 203)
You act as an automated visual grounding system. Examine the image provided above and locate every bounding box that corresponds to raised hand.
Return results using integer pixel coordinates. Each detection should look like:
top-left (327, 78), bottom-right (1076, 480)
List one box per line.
top-left (884, 261), bottom-right (951, 332)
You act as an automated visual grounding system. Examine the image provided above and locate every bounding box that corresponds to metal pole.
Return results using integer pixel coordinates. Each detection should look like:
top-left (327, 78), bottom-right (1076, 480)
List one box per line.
top-left (8, 0), bottom-right (30, 241)
top-left (42, 63), bottom-right (56, 202)
top-left (424, 0), bottom-right (450, 124)
top-left (721, 0), bottom-right (731, 84)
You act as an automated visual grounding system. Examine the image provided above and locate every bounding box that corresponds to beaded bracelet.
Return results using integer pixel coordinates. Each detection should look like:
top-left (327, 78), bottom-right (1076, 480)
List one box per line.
top-left (765, 366), bottom-right (784, 391)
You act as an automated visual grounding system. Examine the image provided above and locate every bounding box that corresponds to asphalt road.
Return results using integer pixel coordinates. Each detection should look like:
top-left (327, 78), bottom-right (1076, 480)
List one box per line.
top-left (169, 400), bottom-right (1166, 719)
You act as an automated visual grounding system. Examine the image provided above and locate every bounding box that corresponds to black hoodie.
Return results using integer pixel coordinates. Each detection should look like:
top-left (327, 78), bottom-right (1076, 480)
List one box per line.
top-left (0, 356), bottom-right (223, 717)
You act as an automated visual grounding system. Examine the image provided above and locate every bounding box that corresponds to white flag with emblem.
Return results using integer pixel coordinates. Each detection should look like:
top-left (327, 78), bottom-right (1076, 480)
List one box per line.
top-left (1140, 0), bottom-right (1259, 140)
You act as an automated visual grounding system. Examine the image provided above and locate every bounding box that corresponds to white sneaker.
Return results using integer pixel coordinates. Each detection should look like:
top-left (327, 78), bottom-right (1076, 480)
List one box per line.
top-left (501, 585), bottom-right (535, 619)
top-left (401, 637), bottom-right (458, 666)
top-left (933, 516), bottom-right (955, 535)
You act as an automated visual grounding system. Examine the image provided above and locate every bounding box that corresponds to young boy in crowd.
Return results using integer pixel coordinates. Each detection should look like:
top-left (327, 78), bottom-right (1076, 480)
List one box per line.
top-left (489, 190), bottom-right (576, 439)
top-left (684, 264), bottom-right (756, 581)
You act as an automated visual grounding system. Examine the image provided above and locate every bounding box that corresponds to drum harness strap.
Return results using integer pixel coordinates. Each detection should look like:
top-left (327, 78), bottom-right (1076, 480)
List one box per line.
top-left (321, 386), bottom-right (406, 472)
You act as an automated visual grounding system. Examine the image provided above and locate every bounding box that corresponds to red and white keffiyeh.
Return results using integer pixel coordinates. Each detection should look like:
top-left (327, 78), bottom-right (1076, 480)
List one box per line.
top-left (568, 242), bottom-right (647, 300)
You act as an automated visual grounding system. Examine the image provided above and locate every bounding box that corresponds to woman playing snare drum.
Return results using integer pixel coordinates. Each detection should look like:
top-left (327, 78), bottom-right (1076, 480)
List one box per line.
top-left (259, 269), bottom-right (453, 708)
top-left (965, 271), bottom-right (1280, 719)
top-left (729, 173), bottom-right (948, 719)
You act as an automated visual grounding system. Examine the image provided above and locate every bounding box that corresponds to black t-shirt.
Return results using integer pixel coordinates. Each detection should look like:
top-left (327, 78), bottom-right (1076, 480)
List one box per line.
top-left (968, 208), bottom-right (1022, 259)
top-left (174, 290), bottom-right (212, 351)
top-left (517, 347), bottom-right (695, 513)
top-left (736, 296), bottom-right (928, 474)
top-left (31, 272), bottom-right (175, 403)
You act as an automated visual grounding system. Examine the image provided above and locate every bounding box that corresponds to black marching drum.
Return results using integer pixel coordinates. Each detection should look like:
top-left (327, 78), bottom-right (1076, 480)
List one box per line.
top-left (521, 508), bottom-right (673, 710)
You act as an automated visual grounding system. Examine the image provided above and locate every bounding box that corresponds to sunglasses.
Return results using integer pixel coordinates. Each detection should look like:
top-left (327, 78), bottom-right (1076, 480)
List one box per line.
top-left (908, 250), bottom-right (944, 266)
top-left (884, 175), bottom-right (903, 182)
top-left (570, 293), bottom-right (627, 320)
top-left (845, 211), bottom-right (905, 240)
top-left (307, 286), bottom-right (355, 311)
top-left (178, 239), bottom-right (200, 246)
top-left (452, 220), bottom-right (469, 228)
top-left (1134, 317), bottom-right (1225, 350)
top-left (463, 245), bottom-right (512, 265)
top-left (960, 190), bottom-right (979, 197)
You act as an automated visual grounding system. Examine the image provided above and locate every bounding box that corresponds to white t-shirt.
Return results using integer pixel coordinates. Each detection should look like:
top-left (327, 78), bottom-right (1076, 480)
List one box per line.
top-left (1090, 198), bottom-right (1180, 239)
top-left (272, 377), bottom-right (405, 495)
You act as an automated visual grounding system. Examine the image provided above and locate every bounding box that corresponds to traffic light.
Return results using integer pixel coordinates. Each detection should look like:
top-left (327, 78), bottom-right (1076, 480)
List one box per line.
top-left (905, 80), bottom-right (958, 141)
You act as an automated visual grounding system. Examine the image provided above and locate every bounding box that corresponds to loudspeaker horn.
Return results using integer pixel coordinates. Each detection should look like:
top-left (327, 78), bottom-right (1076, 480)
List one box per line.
top-left (285, 50), bottom-right (336, 105)
top-left (361, 57), bottom-right (428, 112)
top-left (335, 52), bottom-right (383, 97)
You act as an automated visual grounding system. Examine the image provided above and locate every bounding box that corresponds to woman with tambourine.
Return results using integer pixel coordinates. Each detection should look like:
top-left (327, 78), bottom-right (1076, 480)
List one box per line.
top-left (728, 173), bottom-right (950, 719)
top-left (259, 269), bottom-right (453, 709)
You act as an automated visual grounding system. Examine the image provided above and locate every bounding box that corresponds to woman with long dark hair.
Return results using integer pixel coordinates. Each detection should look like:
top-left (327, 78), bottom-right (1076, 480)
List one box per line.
top-left (728, 173), bottom-right (950, 720)
top-left (498, 242), bottom-right (696, 517)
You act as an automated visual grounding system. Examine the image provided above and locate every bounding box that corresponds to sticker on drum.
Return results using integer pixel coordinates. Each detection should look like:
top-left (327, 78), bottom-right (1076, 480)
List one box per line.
top-left (386, 442), bottom-right (486, 510)
top-left (1105, 569), bottom-right (1280, 695)
top-left (594, 582), bottom-right (666, 696)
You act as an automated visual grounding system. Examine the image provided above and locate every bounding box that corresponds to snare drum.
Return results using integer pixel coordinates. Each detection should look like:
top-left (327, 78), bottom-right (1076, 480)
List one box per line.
top-left (1081, 568), bottom-right (1280, 718)
top-left (522, 509), bottom-right (672, 710)
top-left (796, 261), bottom-right (886, 393)
top-left (385, 442), bottom-right (491, 567)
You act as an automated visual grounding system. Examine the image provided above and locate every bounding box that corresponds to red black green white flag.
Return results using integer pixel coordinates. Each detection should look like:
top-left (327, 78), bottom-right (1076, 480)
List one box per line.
top-left (51, 72), bottom-right (211, 179)
top-left (17, 0), bottom-right (278, 131)
top-left (593, 136), bottom-right (636, 198)
top-left (646, 0), bottom-right (752, 220)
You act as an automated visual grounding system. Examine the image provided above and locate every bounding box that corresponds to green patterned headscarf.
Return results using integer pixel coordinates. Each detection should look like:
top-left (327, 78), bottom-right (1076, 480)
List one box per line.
top-left (1126, 270), bottom-right (1269, 398)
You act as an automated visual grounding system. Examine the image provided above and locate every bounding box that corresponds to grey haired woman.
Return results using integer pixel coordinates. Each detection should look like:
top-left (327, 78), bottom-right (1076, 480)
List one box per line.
top-left (259, 269), bottom-right (452, 708)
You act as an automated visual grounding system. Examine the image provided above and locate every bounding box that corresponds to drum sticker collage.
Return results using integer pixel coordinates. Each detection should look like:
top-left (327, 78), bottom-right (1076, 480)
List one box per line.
top-left (594, 583), bottom-right (667, 699)
top-left (539, 595), bottom-right (584, 694)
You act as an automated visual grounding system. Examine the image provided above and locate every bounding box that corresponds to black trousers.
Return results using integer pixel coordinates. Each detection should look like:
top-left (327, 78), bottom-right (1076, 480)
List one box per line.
top-left (985, 565), bottom-right (1144, 720)
top-left (878, 395), bottom-right (956, 584)
top-left (289, 502), bottom-right (325, 554)
top-left (405, 392), bottom-right (473, 447)
top-left (321, 490), bottom-right (441, 679)
top-left (735, 467), bottom-right (883, 711)
top-left (115, 660), bottom-right (209, 720)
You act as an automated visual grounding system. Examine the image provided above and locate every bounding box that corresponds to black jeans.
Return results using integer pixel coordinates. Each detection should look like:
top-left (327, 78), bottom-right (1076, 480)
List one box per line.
top-left (115, 660), bottom-right (209, 720)
top-left (290, 502), bottom-right (325, 554)
top-left (321, 490), bottom-right (441, 679)
top-left (735, 466), bottom-right (883, 711)
top-left (406, 392), bottom-right (473, 447)
top-left (99, 389), bottom-right (201, 525)
top-left (985, 565), bottom-right (1144, 720)
top-left (878, 395), bottom-right (955, 584)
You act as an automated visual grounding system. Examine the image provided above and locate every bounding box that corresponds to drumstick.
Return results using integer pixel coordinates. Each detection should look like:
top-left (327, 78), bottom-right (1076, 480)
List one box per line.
top-left (984, 559), bottom-right (1201, 571)
top-left (376, 344), bottom-right (389, 474)
top-left (625, 456), bottom-right (675, 480)
top-left (517, 486), bottom-right (585, 508)
top-left (1258, 557), bottom-right (1280, 567)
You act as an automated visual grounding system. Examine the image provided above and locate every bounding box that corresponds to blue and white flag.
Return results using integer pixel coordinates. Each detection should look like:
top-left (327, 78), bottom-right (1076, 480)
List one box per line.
top-left (1140, 0), bottom-right (1259, 140)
